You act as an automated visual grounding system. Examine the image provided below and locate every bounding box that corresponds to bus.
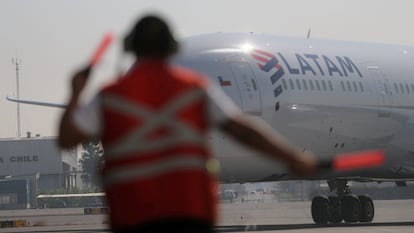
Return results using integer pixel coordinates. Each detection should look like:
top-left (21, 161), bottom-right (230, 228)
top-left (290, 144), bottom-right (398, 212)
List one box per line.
top-left (37, 192), bottom-right (106, 208)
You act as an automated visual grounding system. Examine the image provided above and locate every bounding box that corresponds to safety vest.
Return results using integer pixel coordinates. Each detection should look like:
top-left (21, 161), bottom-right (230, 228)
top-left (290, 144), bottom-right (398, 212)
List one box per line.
top-left (99, 60), bottom-right (217, 230)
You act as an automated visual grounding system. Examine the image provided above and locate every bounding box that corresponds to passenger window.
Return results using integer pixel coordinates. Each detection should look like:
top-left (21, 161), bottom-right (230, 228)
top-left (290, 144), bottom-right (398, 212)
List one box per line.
top-left (328, 81), bottom-right (334, 91)
top-left (321, 80), bottom-right (327, 91)
top-left (302, 79), bottom-right (308, 90)
top-left (405, 83), bottom-right (410, 94)
top-left (308, 80), bottom-right (315, 90)
top-left (340, 81), bottom-right (346, 91)
top-left (315, 80), bottom-right (321, 91)
top-left (352, 81), bottom-right (358, 92)
top-left (289, 79), bottom-right (295, 90)
top-left (394, 83), bottom-right (399, 94)
top-left (359, 82), bottom-right (364, 92)
top-left (400, 83), bottom-right (405, 94)
top-left (296, 79), bottom-right (302, 90)
top-left (346, 81), bottom-right (352, 92)
top-left (282, 79), bottom-right (288, 90)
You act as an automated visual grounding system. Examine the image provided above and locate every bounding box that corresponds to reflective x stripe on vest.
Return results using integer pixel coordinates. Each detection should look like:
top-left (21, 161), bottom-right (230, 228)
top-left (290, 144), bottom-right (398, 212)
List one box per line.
top-left (102, 89), bottom-right (206, 158)
top-left (103, 155), bottom-right (207, 187)
top-left (101, 89), bottom-right (208, 187)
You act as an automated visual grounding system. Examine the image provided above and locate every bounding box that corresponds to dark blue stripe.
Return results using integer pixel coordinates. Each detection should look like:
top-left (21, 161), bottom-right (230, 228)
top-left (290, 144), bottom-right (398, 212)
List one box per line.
top-left (274, 85), bottom-right (283, 98)
top-left (261, 56), bottom-right (279, 72)
top-left (270, 68), bottom-right (285, 84)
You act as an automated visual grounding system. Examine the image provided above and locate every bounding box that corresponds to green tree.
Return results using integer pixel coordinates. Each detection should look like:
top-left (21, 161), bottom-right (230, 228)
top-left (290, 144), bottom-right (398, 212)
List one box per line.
top-left (79, 138), bottom-right (104, 189)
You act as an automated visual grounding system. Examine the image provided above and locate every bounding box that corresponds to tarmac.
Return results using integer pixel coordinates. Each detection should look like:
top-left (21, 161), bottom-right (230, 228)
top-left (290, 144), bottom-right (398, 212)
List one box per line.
top-left (0, 199), bottom-right (413, 233)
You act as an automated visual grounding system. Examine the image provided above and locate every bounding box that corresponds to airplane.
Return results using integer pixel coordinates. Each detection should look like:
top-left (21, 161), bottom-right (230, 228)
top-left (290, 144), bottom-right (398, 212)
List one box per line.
top-left (7, 32), bottom-right (414, 224)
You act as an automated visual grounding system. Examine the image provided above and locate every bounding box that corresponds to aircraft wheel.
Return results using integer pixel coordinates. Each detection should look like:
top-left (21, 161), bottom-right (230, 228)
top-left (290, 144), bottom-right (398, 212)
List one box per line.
top-left (341, 194), bottom-right (360, 222)
top-left (311, 195), bottom-right (330, 224)
top-left (359, 195), bottom-right (374, 222)
top-left (328, 196), bottom-right (342, 223)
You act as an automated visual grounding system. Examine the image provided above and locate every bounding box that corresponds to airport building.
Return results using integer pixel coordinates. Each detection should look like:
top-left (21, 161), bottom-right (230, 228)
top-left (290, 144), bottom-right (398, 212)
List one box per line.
top-left (0, 136), bottom-right (81, 209)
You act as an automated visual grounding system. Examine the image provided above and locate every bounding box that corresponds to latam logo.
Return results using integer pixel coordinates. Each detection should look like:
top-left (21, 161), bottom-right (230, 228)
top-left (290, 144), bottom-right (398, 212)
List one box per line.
top-left (250, 49), bottom-right (363, 98)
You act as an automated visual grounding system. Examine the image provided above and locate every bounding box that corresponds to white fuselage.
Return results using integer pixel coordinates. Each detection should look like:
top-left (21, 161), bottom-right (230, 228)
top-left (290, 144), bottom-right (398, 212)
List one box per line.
top-left (175, 33), bottom-right (414, 183)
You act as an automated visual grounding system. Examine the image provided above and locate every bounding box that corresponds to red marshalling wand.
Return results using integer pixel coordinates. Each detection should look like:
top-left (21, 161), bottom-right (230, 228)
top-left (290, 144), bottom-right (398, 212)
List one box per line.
top-left (319, 150), bottom-right (385, 171)
top-left (83, 32), bottom-right (115, 76)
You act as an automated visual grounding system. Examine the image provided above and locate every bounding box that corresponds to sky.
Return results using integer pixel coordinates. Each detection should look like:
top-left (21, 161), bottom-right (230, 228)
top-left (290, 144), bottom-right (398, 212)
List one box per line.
top-left (1, 0), bottom-right (414, 138)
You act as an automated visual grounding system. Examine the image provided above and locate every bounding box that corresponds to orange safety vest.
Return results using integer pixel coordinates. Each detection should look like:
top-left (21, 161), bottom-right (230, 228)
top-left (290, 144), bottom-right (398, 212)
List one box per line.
top-left (99, 60), bottom-right (218, 230)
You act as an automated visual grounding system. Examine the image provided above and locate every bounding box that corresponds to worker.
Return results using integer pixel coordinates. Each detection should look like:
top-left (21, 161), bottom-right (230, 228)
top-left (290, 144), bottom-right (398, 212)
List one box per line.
top-left (58, 15), bottom-right (317, 233)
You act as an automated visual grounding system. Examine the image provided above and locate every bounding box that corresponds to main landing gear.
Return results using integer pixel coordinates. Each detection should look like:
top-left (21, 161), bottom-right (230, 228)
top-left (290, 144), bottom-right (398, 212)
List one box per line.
top-left (311, 179), bottom-right (374, 224)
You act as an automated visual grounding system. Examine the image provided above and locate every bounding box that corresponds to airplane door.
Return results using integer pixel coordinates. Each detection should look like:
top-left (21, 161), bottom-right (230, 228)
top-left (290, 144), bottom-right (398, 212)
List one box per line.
top-left (228, 62), bottom-right (262, 115)
top-left (368, 67), bottom-right (391, 117)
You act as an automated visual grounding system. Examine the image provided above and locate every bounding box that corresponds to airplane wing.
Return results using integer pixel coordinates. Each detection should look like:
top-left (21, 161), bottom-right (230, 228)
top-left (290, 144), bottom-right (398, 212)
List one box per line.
top-left (6, 95), bottom-right (67, 108)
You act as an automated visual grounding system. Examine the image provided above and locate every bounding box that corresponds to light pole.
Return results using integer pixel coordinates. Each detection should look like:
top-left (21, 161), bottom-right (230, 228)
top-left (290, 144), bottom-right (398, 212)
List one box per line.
top-left (12, 58), bottom-right (21, 137)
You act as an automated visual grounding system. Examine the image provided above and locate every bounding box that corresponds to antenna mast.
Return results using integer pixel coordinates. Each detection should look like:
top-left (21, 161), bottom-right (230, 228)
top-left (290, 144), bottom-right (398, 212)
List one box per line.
top-left (12, 57), bottom-right (22, 137)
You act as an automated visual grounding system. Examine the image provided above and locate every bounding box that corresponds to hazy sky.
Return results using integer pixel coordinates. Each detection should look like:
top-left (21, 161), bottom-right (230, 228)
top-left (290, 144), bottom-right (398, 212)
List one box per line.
top-left (1, 0), bottom-right (414, 138)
